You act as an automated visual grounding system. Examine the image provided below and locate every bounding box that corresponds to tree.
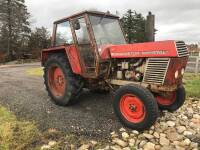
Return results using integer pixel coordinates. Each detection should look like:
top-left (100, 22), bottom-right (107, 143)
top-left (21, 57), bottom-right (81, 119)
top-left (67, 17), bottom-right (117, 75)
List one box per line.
top-left (121, 9), bottom-right (147, 43)
top-left (28, 27), bottom-right (51, 58)
top-left (0, 0), bottom-right (31, 60)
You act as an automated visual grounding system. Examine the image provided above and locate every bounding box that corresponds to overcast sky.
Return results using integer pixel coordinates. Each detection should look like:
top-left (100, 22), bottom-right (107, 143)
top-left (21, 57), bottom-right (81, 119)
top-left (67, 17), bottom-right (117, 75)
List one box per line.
top-left (26, 0), bottom-right (200, 43)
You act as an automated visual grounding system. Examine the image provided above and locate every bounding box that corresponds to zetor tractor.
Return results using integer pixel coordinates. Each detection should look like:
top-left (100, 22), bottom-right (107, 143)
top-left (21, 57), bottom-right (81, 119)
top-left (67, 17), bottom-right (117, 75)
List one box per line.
top-left (41, 11), bottom-right (189, 131)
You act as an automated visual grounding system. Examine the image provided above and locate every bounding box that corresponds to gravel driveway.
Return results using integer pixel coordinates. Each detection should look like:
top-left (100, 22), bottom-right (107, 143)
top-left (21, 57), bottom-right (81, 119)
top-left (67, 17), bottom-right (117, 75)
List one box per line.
top-left (0, 63), bottom-right (122, 138)
top-left (0, 63), bottom-right (200, 150)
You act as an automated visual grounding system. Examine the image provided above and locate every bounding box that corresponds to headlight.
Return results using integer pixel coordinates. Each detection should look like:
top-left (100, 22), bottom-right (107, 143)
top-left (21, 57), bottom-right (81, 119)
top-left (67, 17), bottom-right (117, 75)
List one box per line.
top-left (175, 70), bottom-right (179, 79)
top-left (181, 68), bottom-right (185, 75)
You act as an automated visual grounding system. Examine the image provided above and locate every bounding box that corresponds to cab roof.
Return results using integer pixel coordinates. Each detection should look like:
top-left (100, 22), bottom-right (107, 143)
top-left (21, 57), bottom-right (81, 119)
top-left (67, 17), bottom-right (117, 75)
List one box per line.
top-left (54, 10), bottom-right (119, 24)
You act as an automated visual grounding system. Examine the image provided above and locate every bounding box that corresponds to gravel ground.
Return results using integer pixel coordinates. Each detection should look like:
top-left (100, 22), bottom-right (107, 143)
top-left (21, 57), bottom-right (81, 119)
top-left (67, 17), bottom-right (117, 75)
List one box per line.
top-left (68, 99), bottom-right (200, 150)
top-left (0, 63), bottom-right (199, 150)
top-left (0, 63), bottom-right (122, 138)
top-left (107, 98), bottom-right (200, 150)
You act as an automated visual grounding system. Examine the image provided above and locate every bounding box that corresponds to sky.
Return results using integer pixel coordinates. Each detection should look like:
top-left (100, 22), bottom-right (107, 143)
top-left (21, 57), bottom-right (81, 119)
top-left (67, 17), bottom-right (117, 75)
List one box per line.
top-left (26, 0), bottom-right (200, 44)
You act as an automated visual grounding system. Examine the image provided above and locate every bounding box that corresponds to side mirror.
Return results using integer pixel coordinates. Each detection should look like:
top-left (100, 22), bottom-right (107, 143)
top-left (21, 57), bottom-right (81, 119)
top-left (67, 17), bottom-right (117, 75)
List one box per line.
top-left (73, 19), bottom-right (80, 30)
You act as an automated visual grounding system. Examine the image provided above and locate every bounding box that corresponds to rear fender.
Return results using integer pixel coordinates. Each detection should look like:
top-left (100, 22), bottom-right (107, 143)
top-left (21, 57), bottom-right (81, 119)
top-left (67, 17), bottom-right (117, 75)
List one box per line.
top-left (41, 45), bottom-right (82, 75)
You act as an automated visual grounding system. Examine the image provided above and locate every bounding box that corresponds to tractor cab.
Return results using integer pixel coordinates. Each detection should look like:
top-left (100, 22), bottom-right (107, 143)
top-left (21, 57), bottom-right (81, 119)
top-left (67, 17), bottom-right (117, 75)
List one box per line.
top-left (52, 11), bottom-right (126, 77)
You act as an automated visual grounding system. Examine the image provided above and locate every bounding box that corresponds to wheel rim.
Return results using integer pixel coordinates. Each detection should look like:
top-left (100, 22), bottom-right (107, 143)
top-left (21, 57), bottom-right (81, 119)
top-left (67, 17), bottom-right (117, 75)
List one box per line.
top-left (48, 65), bottom-right (66, 97)
top-left (120, 94), bottom-right (146, 123)
top-left (156, 92), bottom-right (176, 106)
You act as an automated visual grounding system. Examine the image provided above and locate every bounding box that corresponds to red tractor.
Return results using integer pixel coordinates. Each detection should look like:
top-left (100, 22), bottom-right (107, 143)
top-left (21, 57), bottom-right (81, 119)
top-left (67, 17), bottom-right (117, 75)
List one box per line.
top-left (41, 11), bottom-right (188, 131)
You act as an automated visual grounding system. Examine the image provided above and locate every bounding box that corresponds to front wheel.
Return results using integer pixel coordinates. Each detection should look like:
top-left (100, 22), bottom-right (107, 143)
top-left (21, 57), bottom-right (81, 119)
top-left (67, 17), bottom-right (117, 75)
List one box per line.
top-left (113, 84), bottom-right (159, 131)
top-left (156, 86), bottom-right (186, 112)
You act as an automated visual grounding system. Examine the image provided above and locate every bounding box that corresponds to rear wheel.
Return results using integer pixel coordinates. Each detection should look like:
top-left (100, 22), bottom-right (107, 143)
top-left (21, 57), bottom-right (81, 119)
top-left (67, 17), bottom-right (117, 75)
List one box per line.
top-left (113, 84), bottom-right (159, 131)
top-left (156, 86), bottom-right (186, 112)
top-left (44, 54), bottom-right (83, 106)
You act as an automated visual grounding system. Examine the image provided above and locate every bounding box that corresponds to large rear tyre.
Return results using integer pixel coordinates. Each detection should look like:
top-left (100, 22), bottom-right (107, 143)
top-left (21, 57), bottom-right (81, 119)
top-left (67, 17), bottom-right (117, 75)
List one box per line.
top-left (44, 54), bottom-right (83, 106)
top-left (156, 86), bottom-right (186, 112)
top-left (113, 84), bottom-right (159, 131)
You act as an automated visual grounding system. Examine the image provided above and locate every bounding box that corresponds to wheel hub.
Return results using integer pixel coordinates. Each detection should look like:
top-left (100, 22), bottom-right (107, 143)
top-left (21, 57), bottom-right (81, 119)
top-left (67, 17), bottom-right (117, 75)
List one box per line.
top-left (129, 104), bottom-right (136, 112)
top-left (56, 75), bottom-right (64, 85)
top-left (120, 94), bottom-right (146, 123)
top-left (156, 92), bottom-right (176, 106)
top-left (48, 65), bottom-right (66, 97)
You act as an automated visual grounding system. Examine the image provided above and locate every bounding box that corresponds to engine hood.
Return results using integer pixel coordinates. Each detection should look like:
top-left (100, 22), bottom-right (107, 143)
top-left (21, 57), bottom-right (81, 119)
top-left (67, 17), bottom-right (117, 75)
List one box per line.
top-left (100, 40), bottom-right (186, 60)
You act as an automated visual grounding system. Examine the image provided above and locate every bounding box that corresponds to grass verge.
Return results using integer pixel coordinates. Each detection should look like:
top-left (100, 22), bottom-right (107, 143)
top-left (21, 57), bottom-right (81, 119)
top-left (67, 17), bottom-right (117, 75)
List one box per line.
top-left (0, 105), bottom-right (94, 150)
top-left (184, 73), bottom-right (200, 98)
top-left (26, 67), bottom-right (43, 76)
top-left (0, 106), bottom-right (40, 150)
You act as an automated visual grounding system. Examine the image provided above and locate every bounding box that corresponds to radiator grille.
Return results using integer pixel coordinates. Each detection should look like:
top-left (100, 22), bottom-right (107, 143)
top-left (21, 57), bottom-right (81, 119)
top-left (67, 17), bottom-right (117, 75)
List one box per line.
top-left (176, 41), bottom-right (189, 57)
top-left (143, 58), bottom-right (170, 85)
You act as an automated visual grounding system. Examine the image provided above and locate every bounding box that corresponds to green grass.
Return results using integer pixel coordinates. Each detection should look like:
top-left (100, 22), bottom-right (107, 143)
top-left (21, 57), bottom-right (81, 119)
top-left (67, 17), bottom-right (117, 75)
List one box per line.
top-left (0, 105), bottom-right (89, 150)
top-left (0, 106), bottom-right (40, 150)
top-left (26, 67), bottom-right (43, 76)
top-left (184, 73), bottom-right (200, 98)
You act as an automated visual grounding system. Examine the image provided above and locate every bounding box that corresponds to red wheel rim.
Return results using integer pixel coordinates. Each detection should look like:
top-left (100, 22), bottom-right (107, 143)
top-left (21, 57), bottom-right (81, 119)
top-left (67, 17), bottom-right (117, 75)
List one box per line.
top-left (48, 65), bottom-right (66, 97)
top-left (156, 92), bottom-right (176, 106)
top-left (120, 94), bottom-right (146, 123)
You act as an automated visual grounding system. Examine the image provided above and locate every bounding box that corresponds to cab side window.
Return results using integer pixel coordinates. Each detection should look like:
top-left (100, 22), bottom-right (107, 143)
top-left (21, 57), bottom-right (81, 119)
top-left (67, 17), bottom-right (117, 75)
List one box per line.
top-left (74, 18), bottom-right (90, 44)
top-left (55, 21), bottom-right (73, 46)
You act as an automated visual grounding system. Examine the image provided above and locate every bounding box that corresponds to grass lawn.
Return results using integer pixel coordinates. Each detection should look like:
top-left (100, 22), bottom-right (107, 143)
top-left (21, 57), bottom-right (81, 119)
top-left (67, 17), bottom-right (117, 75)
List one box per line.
top-left (0, 105), bottom-right (89, 150)
top-left (0, 106), bottom-right (40, 150)
top-left (26, 67), bottom-right (43, 76)
top-left (184, 73), bottom-right (200, 98)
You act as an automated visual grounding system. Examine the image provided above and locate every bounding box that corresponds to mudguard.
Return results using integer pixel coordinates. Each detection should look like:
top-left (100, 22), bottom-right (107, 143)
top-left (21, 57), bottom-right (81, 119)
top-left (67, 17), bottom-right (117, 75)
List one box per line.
top-left (41, 45), bottom-right (82, 75)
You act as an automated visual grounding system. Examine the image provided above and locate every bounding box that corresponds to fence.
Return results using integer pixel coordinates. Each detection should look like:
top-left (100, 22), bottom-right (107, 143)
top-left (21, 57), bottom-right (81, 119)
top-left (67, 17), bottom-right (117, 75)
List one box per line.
top-left (186, 56), bottom-right (200, 74)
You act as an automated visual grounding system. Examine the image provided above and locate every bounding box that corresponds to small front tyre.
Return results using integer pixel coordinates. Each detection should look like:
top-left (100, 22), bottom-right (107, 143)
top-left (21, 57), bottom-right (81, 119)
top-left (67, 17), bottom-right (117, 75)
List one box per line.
top-left (113, 84), bottom-right (159, 131)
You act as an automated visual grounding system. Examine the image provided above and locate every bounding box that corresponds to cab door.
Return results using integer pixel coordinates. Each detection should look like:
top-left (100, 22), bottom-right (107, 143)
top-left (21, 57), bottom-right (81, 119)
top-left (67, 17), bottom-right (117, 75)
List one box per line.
top-left (72, 16), bottom-right (97, 76)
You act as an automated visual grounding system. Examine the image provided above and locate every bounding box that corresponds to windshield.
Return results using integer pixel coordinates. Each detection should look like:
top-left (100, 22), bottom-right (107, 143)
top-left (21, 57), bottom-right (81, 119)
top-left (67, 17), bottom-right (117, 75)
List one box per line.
top-left (89, 15), bottom-right (126, 49)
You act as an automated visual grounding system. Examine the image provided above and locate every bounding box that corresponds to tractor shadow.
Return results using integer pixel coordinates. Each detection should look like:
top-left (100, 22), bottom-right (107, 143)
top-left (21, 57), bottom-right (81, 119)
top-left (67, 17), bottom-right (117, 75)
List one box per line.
top-left (70, 90), bottom-right (123, 136)
top-left (40, 89), bottom-right (124, 138)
